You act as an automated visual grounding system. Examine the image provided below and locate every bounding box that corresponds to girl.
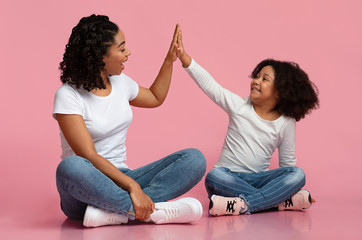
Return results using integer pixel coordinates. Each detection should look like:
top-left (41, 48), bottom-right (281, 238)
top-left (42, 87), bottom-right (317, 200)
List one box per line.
top-left (175, 27), bottom-right (319, 215)
top-left (53, 15), bottom-right (206, 227)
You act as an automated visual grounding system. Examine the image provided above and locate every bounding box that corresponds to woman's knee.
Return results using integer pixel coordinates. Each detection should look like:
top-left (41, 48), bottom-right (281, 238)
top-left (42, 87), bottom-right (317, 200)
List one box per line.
top-left (182, 148), bottom-right (207, 174)
top-left (56, 156), bottom-right (91, 179)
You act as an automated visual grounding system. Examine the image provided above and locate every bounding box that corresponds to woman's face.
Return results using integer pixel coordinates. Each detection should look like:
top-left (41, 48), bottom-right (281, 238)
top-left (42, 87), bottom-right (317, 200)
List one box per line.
top-left (102, 29), bottom-right (131, 76)
top-left (249, 65), bottom-right (279, 106)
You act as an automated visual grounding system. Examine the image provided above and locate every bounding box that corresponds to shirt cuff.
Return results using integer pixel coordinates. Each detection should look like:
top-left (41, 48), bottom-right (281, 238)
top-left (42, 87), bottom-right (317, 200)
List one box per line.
top-left (184, 58), bottom-right (196, 70)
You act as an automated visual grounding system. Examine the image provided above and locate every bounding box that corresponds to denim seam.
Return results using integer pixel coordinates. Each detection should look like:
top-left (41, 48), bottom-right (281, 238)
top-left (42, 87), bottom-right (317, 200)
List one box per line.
top-left (142, 157), bottom-right (180, 196)
top-left (133, 154), bottom-right (182, 180)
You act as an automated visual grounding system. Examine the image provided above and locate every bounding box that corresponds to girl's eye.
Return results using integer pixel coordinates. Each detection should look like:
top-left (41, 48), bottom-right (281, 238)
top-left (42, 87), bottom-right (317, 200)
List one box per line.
top-left (121, 49), bottom-right (126, 52)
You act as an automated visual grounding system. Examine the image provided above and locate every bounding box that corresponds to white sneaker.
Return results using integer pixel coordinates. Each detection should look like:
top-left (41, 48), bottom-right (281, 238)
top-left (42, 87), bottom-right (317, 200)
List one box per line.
top-left (83, 205), bottom-right (128, 227)
top-left (150, 197), bottom-right (203, 224)
top-left (278, 190), bottom-right (312, 211)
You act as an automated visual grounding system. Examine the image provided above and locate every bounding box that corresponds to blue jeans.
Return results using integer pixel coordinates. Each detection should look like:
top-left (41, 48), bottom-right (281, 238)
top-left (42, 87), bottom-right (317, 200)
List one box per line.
top-left (56, 148), bottom-right (206, 220)
top-left (205, 166), bottom-right (305, 213)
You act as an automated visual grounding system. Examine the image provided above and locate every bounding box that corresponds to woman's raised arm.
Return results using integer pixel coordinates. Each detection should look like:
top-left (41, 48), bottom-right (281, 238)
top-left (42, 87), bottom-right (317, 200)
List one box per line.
top-left (130, 24), bottom-right (180, 108)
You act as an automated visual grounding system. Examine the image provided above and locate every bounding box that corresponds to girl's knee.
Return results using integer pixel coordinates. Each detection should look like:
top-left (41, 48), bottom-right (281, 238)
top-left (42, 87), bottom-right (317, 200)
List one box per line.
top-left (204, 172), bottom-right (214, 191)
top-left (294, 166), bottom-right (305, 179)
top-left (204, 168), bottom-right (231, 197)
top-left (288, 166), bottom-right (306, 186)
top-left (205, 170), bottom-right (216, 184)
top-left (204, 173), bottom-right (215, 197)
top-left (204, 168), bottom-right (226, 191)
top-left (205, 167), bottom-right (228, 182)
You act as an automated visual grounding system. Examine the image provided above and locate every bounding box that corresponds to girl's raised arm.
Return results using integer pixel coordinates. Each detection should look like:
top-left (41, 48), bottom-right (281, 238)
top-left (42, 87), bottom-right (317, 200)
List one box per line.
top-left (176, 27), bottom-right (244, 114)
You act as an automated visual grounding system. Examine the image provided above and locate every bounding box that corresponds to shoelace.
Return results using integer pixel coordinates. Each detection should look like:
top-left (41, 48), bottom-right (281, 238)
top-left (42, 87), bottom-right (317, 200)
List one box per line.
top-left (163, 206), bottom-right (179, 220)
top-left (225, 200), bottom-right (237, 213)
top-left (106, 212), bottom-right (124, 223)
top-left (284, 197), bottom-right (294, 208)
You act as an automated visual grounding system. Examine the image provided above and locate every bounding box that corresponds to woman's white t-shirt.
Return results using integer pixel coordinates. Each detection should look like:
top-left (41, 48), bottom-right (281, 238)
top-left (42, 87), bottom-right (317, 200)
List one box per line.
top-left (53, 73), bottom-right (139, 169)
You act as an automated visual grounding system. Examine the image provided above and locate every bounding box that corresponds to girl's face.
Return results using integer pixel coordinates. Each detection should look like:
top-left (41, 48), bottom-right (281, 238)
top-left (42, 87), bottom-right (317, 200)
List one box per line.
top-left (102, 30), bottom-right (131, 76)
top-left (249, 65), bottom-right (279, 107)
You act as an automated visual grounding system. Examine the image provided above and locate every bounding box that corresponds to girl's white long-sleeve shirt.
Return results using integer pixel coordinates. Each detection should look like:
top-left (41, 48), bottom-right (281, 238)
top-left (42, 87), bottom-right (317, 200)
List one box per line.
top-left (185, 59), bottom-right (297, 173)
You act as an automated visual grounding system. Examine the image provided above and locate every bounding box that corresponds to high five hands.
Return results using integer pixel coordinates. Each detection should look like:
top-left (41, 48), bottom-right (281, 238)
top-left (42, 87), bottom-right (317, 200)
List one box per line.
top-left (166, 24), bottom-right (192, 68)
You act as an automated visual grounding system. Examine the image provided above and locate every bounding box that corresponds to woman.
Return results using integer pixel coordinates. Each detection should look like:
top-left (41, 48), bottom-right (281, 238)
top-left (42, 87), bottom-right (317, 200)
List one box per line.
top-left (53, 15), bottom-right (206, 227)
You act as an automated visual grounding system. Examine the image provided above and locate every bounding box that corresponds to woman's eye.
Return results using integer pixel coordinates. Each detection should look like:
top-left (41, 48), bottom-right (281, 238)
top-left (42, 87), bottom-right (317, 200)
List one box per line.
top-left (120, 49), bottom-right (126, 52)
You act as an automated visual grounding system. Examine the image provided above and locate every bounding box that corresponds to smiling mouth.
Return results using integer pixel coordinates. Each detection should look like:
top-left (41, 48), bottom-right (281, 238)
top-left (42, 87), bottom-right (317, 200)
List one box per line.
top-left (251, 87), bottom-right (260, 92)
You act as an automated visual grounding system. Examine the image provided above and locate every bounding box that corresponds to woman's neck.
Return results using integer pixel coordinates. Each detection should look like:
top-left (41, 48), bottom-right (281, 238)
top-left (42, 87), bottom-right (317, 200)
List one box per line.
top-left (91, 74), bottom-right (112, 96)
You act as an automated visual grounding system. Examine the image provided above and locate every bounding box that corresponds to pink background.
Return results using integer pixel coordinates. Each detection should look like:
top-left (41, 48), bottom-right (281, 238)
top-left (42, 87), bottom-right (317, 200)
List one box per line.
top-left (1, 0), bottom-right (361, 238)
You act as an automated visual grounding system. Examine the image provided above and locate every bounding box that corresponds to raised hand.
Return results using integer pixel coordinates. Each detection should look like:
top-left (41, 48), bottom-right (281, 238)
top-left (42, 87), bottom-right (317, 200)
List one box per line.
top-left (165, 24), bottom-right (180, 63)
top-left (176, 27), bottom-right (185, 58)
top-left (129, 24), bottom-right (180, 108)
top-left (175, 25), bottom-right (192, 68)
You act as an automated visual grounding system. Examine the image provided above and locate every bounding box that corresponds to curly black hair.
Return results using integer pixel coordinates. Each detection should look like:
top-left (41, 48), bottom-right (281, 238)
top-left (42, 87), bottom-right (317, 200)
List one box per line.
top-left (250, 59), bottom-right (319, 121)
top-left (59, 14), bottom-right (119, 91)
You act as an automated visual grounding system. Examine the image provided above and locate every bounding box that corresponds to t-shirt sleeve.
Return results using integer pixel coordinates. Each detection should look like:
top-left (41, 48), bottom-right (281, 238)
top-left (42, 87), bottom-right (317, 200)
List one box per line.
top-left (117, 74), bottom-right (139, 101)
top-left (52, 84), bottom-right (83, 119)
top-left (278, 119), bottom-right (297, 167)
top-left (184, 59), bottom-right (245, 114)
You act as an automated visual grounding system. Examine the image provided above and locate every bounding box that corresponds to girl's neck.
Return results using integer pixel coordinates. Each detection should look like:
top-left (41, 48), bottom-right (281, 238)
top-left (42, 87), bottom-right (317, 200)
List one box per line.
top-left (252, 103), bottom-right (281, 121)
